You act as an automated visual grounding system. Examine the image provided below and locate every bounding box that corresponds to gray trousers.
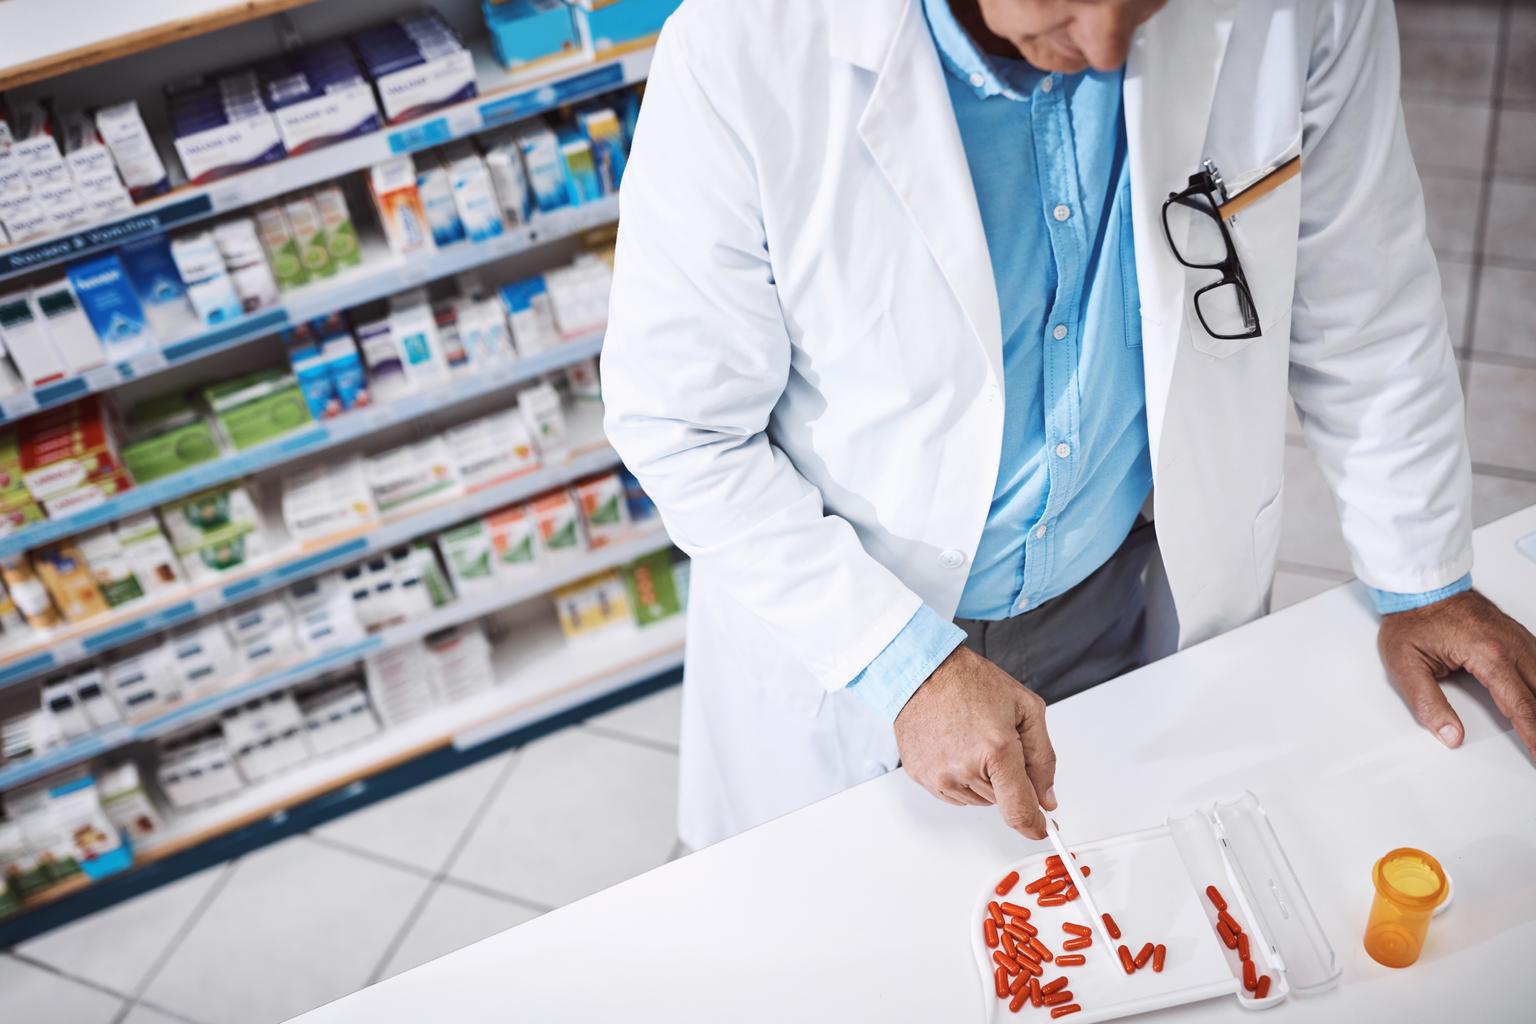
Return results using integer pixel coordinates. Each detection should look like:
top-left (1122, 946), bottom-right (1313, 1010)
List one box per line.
top-left (956, 519), bottom-right (1160, 704)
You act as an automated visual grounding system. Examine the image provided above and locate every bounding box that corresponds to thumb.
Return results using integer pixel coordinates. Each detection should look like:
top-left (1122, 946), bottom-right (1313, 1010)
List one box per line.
top-left (1382, 643), bottom-right (1465, 748)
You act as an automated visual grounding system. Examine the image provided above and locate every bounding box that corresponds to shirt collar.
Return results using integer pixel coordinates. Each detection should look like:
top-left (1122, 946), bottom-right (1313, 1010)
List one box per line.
top-left (922, 0), bottom-right (1044, 101)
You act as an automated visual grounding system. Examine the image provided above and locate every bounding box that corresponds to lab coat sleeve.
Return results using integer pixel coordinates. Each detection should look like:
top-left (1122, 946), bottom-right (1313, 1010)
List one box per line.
top-left (1287, 0), bottom-right (1474, 595)
top-left (600, 20), bottom-right (925, 691)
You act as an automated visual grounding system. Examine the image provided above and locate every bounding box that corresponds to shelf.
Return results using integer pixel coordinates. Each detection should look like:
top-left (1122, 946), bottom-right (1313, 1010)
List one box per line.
top-left (0, 0), bottom-right (327, 92)
top-left (0, 331), bottom-right (605, 559)
top-left (10, 611), bottom-right (686, 915)
top-left (0, 401), bottom-right (619, 690)
top-left (0, 525), bottom-right (675, 791)
top-left (0, 194), bottom-right (622, 427)
top-left (0, 44), bottom-right (652, 281)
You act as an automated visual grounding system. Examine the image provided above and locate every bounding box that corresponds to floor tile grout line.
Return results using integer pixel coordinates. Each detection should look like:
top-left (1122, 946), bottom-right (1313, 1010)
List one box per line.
top-left (579, 722), bottom-right (681, 756)
top-left (5, 949), bottom-right (140, 1004)
top-left (434, 875), bottom-right (555, 915)
top-left (302, 832), bottom-right (443, 883)
top-left (1456, 347), bottom-right (1536, 371)
top-left (114, 860), bottom-right (241, 1021)
top-left (364, 751), bottom-right (524, 985)
top-left (1470, 461), bottom-right (1536, 484)
top-left (117, 996), bottom-right (209, 1024)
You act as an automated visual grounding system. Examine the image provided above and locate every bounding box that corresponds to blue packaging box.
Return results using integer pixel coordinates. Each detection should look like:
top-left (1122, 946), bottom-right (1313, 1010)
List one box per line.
top-left (567, 0), bottom-right (682, 55)
top-left (66, 254), bottom-right (156, 360)
top-left (118, 235), bottom-right (187, 307)
top-left (483, 0), bottom-right (588, 80)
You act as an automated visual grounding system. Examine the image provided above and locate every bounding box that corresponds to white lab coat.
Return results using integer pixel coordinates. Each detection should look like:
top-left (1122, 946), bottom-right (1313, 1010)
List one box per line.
top-left (601, 0), bottom-right (1473, 849)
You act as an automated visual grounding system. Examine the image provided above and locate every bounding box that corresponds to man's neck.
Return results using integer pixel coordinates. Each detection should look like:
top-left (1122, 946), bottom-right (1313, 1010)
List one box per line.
top-left (947, 0), bottom-right (1024, 60)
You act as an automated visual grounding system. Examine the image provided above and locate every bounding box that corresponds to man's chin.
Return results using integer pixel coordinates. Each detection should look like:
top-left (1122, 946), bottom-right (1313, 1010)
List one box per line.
top-left (1017, 42), bottom-right (1092, 74)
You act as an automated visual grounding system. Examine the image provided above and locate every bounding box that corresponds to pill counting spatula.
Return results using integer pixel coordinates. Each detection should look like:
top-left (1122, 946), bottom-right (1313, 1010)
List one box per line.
top-left (1044, 816), bottom-right (1118, 951)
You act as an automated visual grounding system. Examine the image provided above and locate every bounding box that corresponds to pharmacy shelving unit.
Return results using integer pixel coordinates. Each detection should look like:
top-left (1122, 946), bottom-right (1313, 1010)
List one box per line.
top-left (0, 4), bottom-right (680, 944)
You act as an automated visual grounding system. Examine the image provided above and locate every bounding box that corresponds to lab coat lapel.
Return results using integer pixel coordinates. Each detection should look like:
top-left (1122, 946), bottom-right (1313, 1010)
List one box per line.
top-left (842, 0), bottom-right (1005, 388)
top-left (1123, 0), bottom-right (1239, 456)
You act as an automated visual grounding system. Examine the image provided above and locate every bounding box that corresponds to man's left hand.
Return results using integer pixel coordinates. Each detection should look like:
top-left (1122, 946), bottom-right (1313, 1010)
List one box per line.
top-left (1378, 589), bottom-right (1536, 758)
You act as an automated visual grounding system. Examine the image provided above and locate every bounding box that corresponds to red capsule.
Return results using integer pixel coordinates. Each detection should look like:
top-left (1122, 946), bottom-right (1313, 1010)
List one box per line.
top-left (1054, 954), bottom-right (1087, 967)
top-left (1002, 932), bottom-right (1019, 958)
top-left (1237, 933), bottom-right (1250, 961)
top-left (1003, 921), bottom-right (1032, 943)
top-left (1009, 989), bottom-right (1028, 1013)
top-left (995, 966), bottom-right (1009, 998)
top-left (1254, 975), bottom-right (1272, 999)
top-left (1243, 959), bottom-right (1258, 992)
top-left (993, 950), bottom-right (1020, 974)
top-left (1037, 895), bottom-right (1069, 907)
top-left (996, 871), bottom-right (1021, 896)
top-left (985, 918), bottom-right (999, 948)
top-left (1062, 923), bottom-right (1092, 938)
top-left (1039, 878), bottom-right (1069, 897)
top-left (1152, 943), bottom-right (1166, 973)
top-left (1045, 854), bottom-right (1064, 870)
top-left (989, 902), bottom-right (1006, 927)
top-left (1010, 972), bottom-right (1030, 995)
top-left (1217, 920), bottom-right (1238, 949)
top-left (1218, 909), bottom-right (1242, 935)
top-left (1040, 977), bottom-right (1070, 996)
top-left (1029, 977), bottom-right (1043, 1008)
top-left (1102, 913), bottom-right (1122, 940)
top-left (1027, 936), bottom-right (1054, 963)
top-left (1133, 942), bottom-right (1155, 969)
top-left (1000, 902), bottom-right (1031, 918)
top-left (1117, 944), bottom-right (1135, 974)
top-left (1206, 884), bottom-right (1227, 911)
top-left (1051, 1004), bottom-right (1082, 1018)
top-left (1043, 990), bottom-right (1073, 1007)
top-left (1062, 885), bottom-right (1078, 900)
top-left (1080, 865), bottom-right (1092, 877)
top-left (1024, 875), bottom-right (1055, 895)
top-left (1062, 937), bottom-right (1092, 951)
top-left (1017, 956), bottom-right (1044, 978)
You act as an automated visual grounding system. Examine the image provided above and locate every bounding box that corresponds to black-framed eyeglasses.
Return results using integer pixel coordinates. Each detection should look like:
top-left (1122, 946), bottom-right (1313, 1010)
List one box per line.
top-left (1161, 171), bottom-right (1262, 341)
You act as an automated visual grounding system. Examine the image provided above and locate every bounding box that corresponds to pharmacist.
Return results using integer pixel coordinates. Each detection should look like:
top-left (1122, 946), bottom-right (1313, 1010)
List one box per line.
top-left (601, 0), bottom-right (1536, 848)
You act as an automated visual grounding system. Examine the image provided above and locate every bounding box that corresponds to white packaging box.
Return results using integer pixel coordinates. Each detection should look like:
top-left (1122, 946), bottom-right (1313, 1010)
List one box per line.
top-left (287, 572), bottom-right (367, 652)
top-left (366, 436), bottom-right (463, 516)
top-left (165, 620), bottom-right (238, 697)
top-left (438, 519), bottom-right (497, 598)
top-left (372, 47), bottom-right (476, 124)
top-left (368, 156), bottom-right (433, 257)
top-left (0, 193), bottom-right (49, 244)
top-left (223, 693), bottom-right (310, 780)
top-left (116, 513), bottom-right (187, 596)
top-left (446, 408), bottom-right (539, 492)
top-left (42, 676), bottom-right (92, 740)
top-left (455, 296), bottom-right (516, 364)
top-left (564, 356), bottom-right (601, 401)
top-left (544, 255), bottom-right (614, 337)
top-left (0, 143), bottom-right (26, 194)
top-left (298, 683), bottom-right (379, 755)
top-left (71, 666), bottom-right (121, 730)
top-left (224, 596), bottom-right (299, 670)
top-left (281, 457), bottom-right (380, 546)
top-left (212, 218), bottom-right (281, 313)
top-left (0, 289), bottom-right (68, 387)
top-left (424, 623), bottom-right (495, 702)
top-left (482, 140), bottom-right (529, 226)
top-left (448, 152), bottom-right (505, 243)
top-left (170, 231), bottom-right (244, 326)
top-left (388, 291), bottom-right (451, 388)
top-left (98, 761), bottom-right (164, 842)
top-left (172, 110), bottom-right (284, 185)
top-left (32, 278), bottom-right (107, 373)
top-left (416, 157), bottom-right (464, 247)
top-left (518, 381), bottom-right (568, 453)
top-left (271, 80), bottom-right (380, 154)
top-left (105, 644), bottom-right (176, 721)
top-left (94, 102), bottom-right (170, 200)
top-left (364, 641), bottom-right (439, 726)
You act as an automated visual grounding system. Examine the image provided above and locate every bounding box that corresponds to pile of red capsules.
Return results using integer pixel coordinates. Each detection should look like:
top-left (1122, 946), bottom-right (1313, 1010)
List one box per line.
top-left (1205, 884), bottom-right (1272, 999)
top-left (982, 853), bottom-right (1167, 1017)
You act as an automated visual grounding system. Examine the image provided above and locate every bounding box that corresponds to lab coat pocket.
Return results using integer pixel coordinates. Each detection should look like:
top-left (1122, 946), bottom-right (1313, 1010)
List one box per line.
top-left (1251, 482), bottom-right (1286, 597)
top-left (1187, 142), bottom-right (1303, 359)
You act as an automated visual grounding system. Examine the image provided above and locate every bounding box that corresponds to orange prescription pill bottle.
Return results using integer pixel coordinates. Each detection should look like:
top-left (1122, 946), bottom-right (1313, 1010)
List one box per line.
top-left (1363, 848), bottom-right (1449, 968)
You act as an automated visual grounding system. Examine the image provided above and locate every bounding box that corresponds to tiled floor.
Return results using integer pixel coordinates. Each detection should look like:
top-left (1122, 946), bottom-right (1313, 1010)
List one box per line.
top-left (4, 3), bottom-right (1536, 1022)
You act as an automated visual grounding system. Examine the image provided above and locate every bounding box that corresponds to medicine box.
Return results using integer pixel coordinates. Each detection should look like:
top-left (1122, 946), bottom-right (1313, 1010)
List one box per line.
top-left (118, 234), bottom-right (189, 308)
top-left (483, 0), bottom-right (589, 81)
top-left (623, 549), bottom-right (682, 625)
top-left (33, 278), bottom-right (108, 373)
top-left (297, 678), bottom-right (380, 756)
top-left (255, 205), bottom-right (309, 289)
top-left (366, 437), bottom-right (462, 515)
top-left (120, 416), bottom-right (221, 483)
top-left (212, 218), bottom-right (281, 314)
top-left (98, 762), bottom-right (164, 844)
top-left (201, 369), bottom-right (313, 450)
top-left (116, 513), bottom-right (186, 596)
top-left (486, 503), bottom-right (539, 580)
top-left (31, 540), bottom-right (111, 622)
top-left (567, 0), bottom-right (682, 57)
top-left (0, 290), bottom-right (68, 388)
top-left (166, 70), bottom-right (287, 183)
top-left (161, 481), bottom-right (268, 581)
top-left (439, 519), bottom-right (498, 597)
top-left (368, 157), bottom-right (433, 256)
top-left (553, 567), bottom-right (631, 637)
top-left (281, 457), bottom-right (380, 547)
top-left (257, 40), bottom-right (382, 154)
top-left (312, 185), bottom-right (362, 270)
top-left (351, 12), bottom-right (478, 124)
top-left (446, 408), bottom-right (539, 492)
top-left (573, 471), bottom-right (630, 548)
top-left (513, 123), bottom-right (569, 213)
top-left (499, 275), bottom-right (562, 354)
top-left (76, 526), bottom-right (147, 608)
top-left (65, 254), bottom-right (156, 361)
top-left (530, 488), bottom-right (583, 555)
top-left (94, 102), bottom-right (170, 201)
top-left (416, 154), bottom-right (466, 247)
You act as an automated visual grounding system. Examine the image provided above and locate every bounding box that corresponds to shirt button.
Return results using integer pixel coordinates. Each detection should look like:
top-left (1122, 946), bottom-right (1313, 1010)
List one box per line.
top-left (969, 72), bottom-right (986, 88)
top-left (1055, 443), bottom-right (1071, 458)
top-left (1034, 524), bottom-right (1048, 540)
top-left (939, 549), bottom-right (966, 570)
top-left (1040, 76), bottom-right (1054, 94)
top-left (1052, 324), bottom-right (1068, 340)
top-left (1053, 204), bottom-right (1071, 222)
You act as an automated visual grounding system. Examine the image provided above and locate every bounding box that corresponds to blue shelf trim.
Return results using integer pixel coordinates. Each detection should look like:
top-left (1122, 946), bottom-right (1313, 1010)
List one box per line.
top-left (0, 652), bottom-right (55, 686)
top-left (0, 196), bottom-right (214, 277)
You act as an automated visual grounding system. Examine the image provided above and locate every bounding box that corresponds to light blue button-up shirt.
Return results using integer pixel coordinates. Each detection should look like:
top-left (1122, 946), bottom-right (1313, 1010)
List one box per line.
top-left (847, 0), bottom-right (1469, 723)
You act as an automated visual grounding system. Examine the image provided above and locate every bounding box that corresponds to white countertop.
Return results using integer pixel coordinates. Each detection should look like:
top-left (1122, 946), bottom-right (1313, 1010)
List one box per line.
top-left (291, 505), bottom-right (1536, 1024)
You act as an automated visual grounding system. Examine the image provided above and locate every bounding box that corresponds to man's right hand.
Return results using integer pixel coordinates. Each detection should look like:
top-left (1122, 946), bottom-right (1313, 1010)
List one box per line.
top-left (894, 644), bottom-right (1059, 839)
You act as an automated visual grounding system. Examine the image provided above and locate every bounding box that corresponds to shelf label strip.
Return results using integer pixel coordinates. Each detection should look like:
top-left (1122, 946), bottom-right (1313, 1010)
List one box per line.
top-left (161, 307), bottom-right (289, 362)
top-left (0, 196), bottom-right (215, 278)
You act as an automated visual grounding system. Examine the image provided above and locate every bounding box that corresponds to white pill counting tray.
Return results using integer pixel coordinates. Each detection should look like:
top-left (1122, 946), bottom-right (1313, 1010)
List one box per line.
top-left (970, 792), bottom-right (1340, 1022)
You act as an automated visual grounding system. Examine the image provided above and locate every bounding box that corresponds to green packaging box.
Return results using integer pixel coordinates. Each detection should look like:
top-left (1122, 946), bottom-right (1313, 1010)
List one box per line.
top-left (122, 420), bottom-right (221, 483)
top-left (624, 551), bottom-right (683, 627)
top-left (202, 370), bottom-right (313, 451)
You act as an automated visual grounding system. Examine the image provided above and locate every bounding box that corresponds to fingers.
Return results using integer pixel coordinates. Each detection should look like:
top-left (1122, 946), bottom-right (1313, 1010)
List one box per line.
top-left (1015, 692), bottom-right (1059, 812)
top-left (984, 734), bottom-right (1046, 840)
top-left (1381, 642), bottom-right (1465, 748)
top-left (1466, 643), bottom-right (1536, 757)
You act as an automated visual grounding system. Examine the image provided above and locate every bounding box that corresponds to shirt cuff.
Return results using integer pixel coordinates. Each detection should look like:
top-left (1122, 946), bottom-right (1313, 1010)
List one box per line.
top-left (1369, 574), bottom-right (1473, 615)
top-left (846, 604), bottom-right (967, 722)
